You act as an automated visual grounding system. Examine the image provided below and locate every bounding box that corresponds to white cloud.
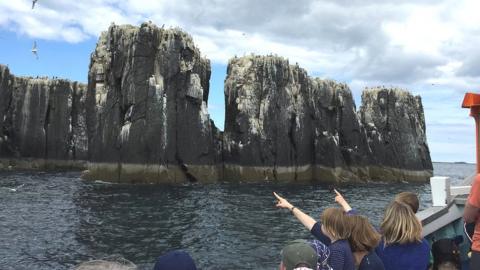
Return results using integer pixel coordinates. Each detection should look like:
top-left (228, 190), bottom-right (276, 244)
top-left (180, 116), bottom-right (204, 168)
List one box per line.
top-left (0, 0), bottom-right (140, 42)
top-left (383, 5), bottom-right (454, 55)
top-left (0, 0), bottom-right (479, 162)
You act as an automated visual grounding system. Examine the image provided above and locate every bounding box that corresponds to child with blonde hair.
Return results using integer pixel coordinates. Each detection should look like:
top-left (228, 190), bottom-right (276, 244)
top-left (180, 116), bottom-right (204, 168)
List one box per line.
top-left (274, 192), bottom-right (355, 270)
top-left (336, 190), bottom-right (429, 270)
top-left (376, 201), bottom-right (430, 270)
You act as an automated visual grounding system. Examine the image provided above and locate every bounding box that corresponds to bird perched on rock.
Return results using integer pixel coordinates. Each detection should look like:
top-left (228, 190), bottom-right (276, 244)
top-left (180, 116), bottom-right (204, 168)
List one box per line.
top-left (31, 41), bottom-right (38, 59)
top-left (32, 0), bottom-right (38, 9)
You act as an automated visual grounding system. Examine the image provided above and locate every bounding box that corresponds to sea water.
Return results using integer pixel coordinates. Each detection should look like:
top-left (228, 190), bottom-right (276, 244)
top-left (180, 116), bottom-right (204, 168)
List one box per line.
top-left (0, 162), bottom-right (475, 269)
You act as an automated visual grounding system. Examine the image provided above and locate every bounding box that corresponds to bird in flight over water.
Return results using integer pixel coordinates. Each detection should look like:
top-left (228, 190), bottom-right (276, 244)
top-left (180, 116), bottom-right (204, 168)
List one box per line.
top-left (32, 0), bottom-right (38, 9)
top-left (32, 41), bottom-right (38, 59)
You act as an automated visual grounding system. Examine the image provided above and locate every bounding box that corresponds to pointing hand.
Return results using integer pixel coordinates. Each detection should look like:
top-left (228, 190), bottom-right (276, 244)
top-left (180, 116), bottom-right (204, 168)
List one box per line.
top-left (334, 189), bottom-right (352, 212)
top-left (273, 192), bottom-right (293, 210)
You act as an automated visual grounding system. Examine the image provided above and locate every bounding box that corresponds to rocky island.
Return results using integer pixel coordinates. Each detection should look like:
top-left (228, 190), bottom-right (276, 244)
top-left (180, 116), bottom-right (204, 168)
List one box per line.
top-left (0, 65), bottom-right (88, 170)
top-left (222, 56), bottom-right (432, 182)
top-left (0, 23), bottom-right (432, 183)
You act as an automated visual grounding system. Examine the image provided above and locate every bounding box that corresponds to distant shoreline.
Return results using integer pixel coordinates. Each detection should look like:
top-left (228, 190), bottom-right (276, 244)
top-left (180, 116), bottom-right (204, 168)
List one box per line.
top-left (433, 161), bottom-right (474, 165)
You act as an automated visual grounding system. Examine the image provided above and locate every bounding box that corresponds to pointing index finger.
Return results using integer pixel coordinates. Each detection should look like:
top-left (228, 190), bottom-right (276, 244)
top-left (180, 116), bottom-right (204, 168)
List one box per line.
top-left (273, 192), bottom-right (281, 200)
top-left (334, 189), bottom-right (341, 196)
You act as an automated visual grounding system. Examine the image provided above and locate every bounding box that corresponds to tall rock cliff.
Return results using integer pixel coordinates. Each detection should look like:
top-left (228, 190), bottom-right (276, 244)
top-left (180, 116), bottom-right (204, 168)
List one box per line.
top-left (308, 79), bottom-right (372, 180)
top-left (0, 24), bottom-right (433, 183)
top-left (84, 23), bottom-right (220, 183)
top-left (223, 55), bottom-right (432, 182)
top-left (0, 65), bottom-right (14, 156)
top-left (222, 56), bottom-right (313, 181)
top-left (0, 65), bottom-right (88, 169)
top-left (360, 87), bottom-right (433, 181)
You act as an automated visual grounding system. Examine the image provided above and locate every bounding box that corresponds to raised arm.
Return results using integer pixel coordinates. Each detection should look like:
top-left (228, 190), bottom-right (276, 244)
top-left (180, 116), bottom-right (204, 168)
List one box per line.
top-left (273, 192), bottom-right (317, 230)
top-left (334, 189), bottom-right (352, 213)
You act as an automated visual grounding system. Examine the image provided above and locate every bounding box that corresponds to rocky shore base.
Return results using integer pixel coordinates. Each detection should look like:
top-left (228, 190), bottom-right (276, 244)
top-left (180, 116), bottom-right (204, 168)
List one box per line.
top-left (0, 158), bottom-right (87, 171)
top-left (80, 162), bottom-right (432, 184)
top-left (82, 163), bottom-right (222, 184)
top-left (0, 158), bottom-right (431, 183)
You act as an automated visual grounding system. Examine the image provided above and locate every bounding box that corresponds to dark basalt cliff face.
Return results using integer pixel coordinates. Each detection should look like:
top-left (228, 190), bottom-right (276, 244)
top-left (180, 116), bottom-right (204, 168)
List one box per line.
top-left (84, 22), bottom-right (220, 183)
top-left (223, 55), bottom-right (432, 182)
top-left (222, 56), bottom-right (370, 182)
top-left (0, 65), bottom-right (87, 169)
top-left (359, 87), bottom-right (433, 180)
top-left (0, 23), bottom-right (433, 183)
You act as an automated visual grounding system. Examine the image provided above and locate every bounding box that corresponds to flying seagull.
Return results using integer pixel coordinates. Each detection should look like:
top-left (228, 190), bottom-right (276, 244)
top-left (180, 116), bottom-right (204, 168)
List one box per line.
top-left (32, 41), bottom-right (38, 59)
top-left (32, 0), bottom-right (38, 9)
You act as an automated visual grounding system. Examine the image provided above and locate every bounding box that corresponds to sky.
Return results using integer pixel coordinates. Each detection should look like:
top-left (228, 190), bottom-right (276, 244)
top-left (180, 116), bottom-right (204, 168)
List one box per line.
top-left (0, 0), bottom-right (478, 163)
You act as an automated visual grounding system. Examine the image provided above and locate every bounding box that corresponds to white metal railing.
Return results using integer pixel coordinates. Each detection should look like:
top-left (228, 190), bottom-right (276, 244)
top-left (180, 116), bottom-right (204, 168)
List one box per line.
top-left (450, 186), bottom-right (472, 196)
top-left (418, 176), bottom-right (472, 236)
top-left (430, 176), bottom-right (471, 207)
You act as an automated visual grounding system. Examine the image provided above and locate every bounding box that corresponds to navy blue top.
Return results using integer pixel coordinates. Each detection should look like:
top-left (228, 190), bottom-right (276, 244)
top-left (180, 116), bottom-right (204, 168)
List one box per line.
top-left (311, 222), bottom-right (331, 245)
top-left (374, 238), bottom-right (430, 270)
top-left (358, 251), bottom-right (385, 270)
top-left (311, 222), bottom-right (355, 270)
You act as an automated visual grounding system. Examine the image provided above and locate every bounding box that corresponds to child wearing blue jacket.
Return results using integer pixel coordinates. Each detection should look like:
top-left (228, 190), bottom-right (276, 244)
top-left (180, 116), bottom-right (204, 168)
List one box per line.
top-left (335, 190), bottom-right (429, 270)
top-left (334, 190), bottom-right (385, 270)
top-left (274, 192), bottom-right (355, 270)
top-left (375, 201), bottom-right (430, 270)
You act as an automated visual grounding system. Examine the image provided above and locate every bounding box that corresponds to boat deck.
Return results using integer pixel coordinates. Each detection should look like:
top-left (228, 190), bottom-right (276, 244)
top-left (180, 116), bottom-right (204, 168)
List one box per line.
top-left (417, 175), bottom-right (473, 268)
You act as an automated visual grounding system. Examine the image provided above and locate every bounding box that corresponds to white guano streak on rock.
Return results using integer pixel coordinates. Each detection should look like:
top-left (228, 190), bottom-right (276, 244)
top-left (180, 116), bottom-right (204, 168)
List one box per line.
top-left (150, 75), bottom-right (167, 151)
top-left (162, 89), bottom-right (167, 151)
top-left (200, 101), bottom-right (209, 132)
top-left (232, 58), bottom-right (267, 139)
top-left (289, 78), bottom-right (304, 129)
top-left (21, 84), bottom-right (32, 137)
top-left (186, 73), bottom-right (210, 133)
top-left (120, 122), bottom-right (131, 143)
top-left (186, 73), bottom-right (203, 100)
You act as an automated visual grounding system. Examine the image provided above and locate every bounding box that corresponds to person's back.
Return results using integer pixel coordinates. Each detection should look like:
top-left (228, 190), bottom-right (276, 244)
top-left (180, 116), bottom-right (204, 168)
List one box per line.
top-left (273, 192), bottom-right (355, 270)
top-left (375, 238), bottom-right (429, 270)
top-left (307, 239), bottom-right (332, 270)
top-left (310, 208), bottom-right (355, 270)
top-left (464, 174), bottom-right (480, 269)
top-left (358, 251), bottom-right (383, 270)
top-left (154, 250), bottom-right (197, 270)
top-left (327, 239), bottom-right (355, 270)
top-left (375, 201), bottom-right (430, 270)
top-left (347, 215), bottom-right (384, 270)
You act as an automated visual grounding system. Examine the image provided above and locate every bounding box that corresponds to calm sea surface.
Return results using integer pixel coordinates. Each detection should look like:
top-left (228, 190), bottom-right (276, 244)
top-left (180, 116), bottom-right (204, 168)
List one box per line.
top-left (0, 162), bottom-right (475, 270)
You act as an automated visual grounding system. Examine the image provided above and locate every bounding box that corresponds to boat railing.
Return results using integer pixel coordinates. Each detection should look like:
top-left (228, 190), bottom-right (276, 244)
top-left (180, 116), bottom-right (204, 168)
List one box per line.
top-left (418, 175), bottom-right (473, 237)
top-left (429, 176), bottom-right (472, 207)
